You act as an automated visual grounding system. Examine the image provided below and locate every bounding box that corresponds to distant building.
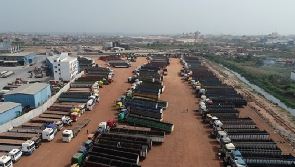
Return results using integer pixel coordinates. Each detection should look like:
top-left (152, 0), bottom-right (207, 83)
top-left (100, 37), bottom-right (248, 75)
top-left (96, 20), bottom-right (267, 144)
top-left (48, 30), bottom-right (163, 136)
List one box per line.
top-left (119, 43), bottom-right (130, 50)
top-left (46, 52), bottom-right (78, 81)
top-left (291, 71), bottom-right (295, 81)
top-left (0, 102), bottom-right (22, 125)
top-left (0, 42), bottom-right (21, 54)
top-left (4, 83), bottom-right (51, 108)
top-left (237, 47), bottom-right (246, 53)
top-left (0, 52), bottom-right (37, 66)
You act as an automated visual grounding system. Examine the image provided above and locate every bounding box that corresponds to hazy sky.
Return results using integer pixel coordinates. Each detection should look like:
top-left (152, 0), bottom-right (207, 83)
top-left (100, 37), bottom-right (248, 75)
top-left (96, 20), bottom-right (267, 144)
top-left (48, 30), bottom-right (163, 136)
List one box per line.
top-left (1, 0), bottom-right (295, 36)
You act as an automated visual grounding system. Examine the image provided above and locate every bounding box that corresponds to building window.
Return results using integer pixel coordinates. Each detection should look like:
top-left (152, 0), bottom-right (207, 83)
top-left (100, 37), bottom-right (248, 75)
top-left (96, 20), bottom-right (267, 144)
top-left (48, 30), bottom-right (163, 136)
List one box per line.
top-left (58, 69), bottom-right (60, 71)
top-left (58, 64), bottom-right (60, 66)
top-left (54, 60), bottom-right (57, 62)
top-left (54, 66), bottom-right (57, 68)
top-left (55, 71), bottom-right (57, 73)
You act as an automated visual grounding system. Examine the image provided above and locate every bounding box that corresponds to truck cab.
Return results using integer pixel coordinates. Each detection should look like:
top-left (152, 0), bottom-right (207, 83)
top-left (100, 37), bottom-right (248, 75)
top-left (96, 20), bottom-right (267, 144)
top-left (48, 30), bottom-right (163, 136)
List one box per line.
top-left (8, 148), bottom-right (22, 163)
top-left (218, 143), bottom-right (236, 159)
top-left (70, 112), bottom-right (80, 122)
top-left (0, 153), bottom-right (12, 167)
top-left (71, 153), bottom-right (83, 166)
top-left (216, 131), bottom-right (229, 143)
top-left (62, 130), bottom-right (73, 142)
top-left (61, 116), bottom-right (72, 126)
top-left (209, 116), bottom-right (218, 128)
top-left (45, 123), bottom-right (58, 134)
top-left (227, 150), bottom-right (247, 167)
top-left (31, 137), bottom-right (41, 148)
top-left (42, 128), bottom-right (55, 141)
top-left (22, 140), bottom-right (35, 155)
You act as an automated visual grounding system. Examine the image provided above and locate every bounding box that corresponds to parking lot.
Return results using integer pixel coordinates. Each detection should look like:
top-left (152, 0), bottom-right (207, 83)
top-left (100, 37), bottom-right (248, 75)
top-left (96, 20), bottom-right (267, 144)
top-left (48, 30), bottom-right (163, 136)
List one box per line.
top-left (0, 55), bottom-right (52, 91)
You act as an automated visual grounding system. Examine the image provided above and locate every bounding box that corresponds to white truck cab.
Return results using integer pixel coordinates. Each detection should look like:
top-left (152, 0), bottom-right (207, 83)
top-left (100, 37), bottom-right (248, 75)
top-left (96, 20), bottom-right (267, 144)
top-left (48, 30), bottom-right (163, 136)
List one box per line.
top-left (22, 140), bottom-right (35, 155)
top-left (42, 128), bottom-right (55, 141)
top-left (216, 131), bottom-right (229, 143)
top-left (0, 153), bottom-right (12, 167)
top-left (62, 130), bottom-right (73, 142)
top-left (98, 122), bottom-right (108, 131)
top-left (8, 148), bottom-right (22, 163)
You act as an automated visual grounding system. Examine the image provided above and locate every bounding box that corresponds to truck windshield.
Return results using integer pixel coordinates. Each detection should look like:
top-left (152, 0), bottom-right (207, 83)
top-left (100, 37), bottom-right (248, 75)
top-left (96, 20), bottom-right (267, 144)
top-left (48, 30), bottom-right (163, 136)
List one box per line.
top-left (28, 144), bottom-right (35, 150)
top-left (4, 159), bottom-right (12, 167)
top-left (15, 150), bottom-right (21, 156)
top-left (62, 134), bottom-right (70, 137)
top-left (49, 130), bottom-right (54, 136)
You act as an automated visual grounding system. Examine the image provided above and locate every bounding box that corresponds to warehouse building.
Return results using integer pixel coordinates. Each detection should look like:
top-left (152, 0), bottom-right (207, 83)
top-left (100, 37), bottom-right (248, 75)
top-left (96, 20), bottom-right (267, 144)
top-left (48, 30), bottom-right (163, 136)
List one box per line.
top-left (0, 102), bottom-right (22, 125)
top-left (46, 52), bottom-right (78, 81)
top-left (0, 52), bottom-right (38, 66)
top-left (4, 83), bottom-right (51, 108)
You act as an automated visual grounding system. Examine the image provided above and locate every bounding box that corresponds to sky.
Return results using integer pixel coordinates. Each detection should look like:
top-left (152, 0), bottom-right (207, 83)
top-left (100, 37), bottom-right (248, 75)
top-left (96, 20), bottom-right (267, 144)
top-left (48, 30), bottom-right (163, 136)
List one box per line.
top-left (1, 0), bottom-right (295, 36)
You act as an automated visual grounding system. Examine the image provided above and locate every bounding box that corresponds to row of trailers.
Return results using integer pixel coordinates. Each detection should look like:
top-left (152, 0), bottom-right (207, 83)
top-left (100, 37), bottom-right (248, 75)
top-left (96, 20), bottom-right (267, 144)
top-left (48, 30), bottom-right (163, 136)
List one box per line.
top-left (72, 57), bottom-right (174, 167)
top-left (181, 55), bottom-right (295, 167)
top-left (0, 66), bottom-right (115, 167)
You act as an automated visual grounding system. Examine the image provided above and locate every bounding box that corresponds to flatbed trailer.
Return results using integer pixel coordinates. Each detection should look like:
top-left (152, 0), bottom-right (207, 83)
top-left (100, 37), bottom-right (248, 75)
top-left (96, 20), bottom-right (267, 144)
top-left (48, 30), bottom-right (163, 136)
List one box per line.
top-left (110, 127), bottom-right (165, 143)
top-left (30, 117), bottom-right (61, 124)
top-left (0, 132), bottom-right (41, 140)
top-left (20, 123), bottom-right (45, 129)
top-left (0, 145), bottom-right (21, 152)
top-left (0, 139), bottom-right (26, 146)
top-left (43, 110), bottom-right (70, 116)
top-left (84, 155), bottom-right (141, 167)
top-left (8, 127), bottom-right (44, 134)
top-left (75, 119), bottom-right (90, 128)
top-left (39, 114), bottom-right (64, 119)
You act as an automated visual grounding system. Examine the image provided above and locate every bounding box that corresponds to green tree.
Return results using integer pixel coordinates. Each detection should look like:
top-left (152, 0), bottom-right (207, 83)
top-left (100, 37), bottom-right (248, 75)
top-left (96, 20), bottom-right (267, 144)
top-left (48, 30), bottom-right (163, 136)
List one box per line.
top-left (255, 60), bottom-right (264, 67)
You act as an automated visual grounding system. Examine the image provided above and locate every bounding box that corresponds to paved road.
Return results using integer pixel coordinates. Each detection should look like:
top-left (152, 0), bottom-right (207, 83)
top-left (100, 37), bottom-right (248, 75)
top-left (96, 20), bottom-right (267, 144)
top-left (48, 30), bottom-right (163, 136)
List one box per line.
top-left (0, 55), bottom-right (52, 91)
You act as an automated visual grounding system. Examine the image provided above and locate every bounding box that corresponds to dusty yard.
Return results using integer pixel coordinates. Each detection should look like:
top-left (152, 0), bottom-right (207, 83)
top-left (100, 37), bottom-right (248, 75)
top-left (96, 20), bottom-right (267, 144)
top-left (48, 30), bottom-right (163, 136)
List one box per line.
top-left (14, 57), bottom-right (223, 167)
top-left (15, 56), bottom-right (294, 167)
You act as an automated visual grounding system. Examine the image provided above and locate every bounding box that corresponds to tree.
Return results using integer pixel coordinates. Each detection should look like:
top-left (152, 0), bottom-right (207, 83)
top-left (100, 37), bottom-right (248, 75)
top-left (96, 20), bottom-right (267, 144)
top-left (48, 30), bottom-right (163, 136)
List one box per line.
top-left (255, 60), bottom-right (264, 67)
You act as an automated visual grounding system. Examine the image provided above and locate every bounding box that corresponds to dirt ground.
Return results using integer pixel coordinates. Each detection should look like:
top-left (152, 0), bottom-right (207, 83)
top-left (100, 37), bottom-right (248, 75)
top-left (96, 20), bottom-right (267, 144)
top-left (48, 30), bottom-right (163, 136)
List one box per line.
top-left (201, 58), bottom-right (295, 153)
top-left (14, 57), bottom-right (223, 167)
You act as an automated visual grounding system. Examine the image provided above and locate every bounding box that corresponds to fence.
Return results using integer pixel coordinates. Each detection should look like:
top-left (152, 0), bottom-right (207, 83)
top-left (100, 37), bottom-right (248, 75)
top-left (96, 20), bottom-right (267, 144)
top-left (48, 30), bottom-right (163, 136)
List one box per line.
top-left (0, 72), bottom-right (84, 134)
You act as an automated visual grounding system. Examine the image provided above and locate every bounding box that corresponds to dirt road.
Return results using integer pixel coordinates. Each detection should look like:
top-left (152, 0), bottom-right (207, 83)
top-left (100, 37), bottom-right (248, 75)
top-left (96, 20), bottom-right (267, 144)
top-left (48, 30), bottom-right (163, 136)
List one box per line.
top-left (140, 58), bottom-right (222, 167)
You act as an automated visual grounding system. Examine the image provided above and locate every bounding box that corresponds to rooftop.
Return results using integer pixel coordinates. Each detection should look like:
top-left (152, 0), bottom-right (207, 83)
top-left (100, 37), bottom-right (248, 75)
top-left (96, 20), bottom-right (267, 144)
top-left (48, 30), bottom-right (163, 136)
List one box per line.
top-left (1, 52), bottom-right (34, 56)
top-left (0, 102), bottom-right (21, 114)
top-left (4, 83), bottom-right (49, 95)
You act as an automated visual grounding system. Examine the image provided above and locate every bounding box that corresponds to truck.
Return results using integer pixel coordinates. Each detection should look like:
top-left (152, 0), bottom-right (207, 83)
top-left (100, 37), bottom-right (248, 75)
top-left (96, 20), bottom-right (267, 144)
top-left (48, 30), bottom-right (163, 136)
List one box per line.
top-left (0, 152), bottom-right (13, 167)
top-left (217, 130), bottom-right (271, 144)
top-left (95, 138), bottom-right (148, 158)
top-left (98, 132), bottom-right (152, 150)
top-left (163, 68), bottom-right (168, 75)
top-left (224, 150), bottom-right (295, 167)
top-left (118, 113), bottom-right (174, 132)
top-left (84, 155), bottom-right (142, 167)
top-left (126, 108), bottom-right (163, 120)
top-left (128, 97), bottom-right (168, 109)
top-left (0, 140), bottom-right (35, 156)
top-left (30, 118), bottom-right (64, 130)
top-left (62, 119), bottom-right (90, 142)
top-left (131, 91), bottom-right (160, 100)
top-left (88, 146), bottom-right (139, 164)
top-left (110, 127), bottom-right (165, 143)
top-left (0, 146), bottom-right (22, 163)
top-left (211, 127), bottom-right (261, 138)
top-left (8, 127), bottom-right (55, 142)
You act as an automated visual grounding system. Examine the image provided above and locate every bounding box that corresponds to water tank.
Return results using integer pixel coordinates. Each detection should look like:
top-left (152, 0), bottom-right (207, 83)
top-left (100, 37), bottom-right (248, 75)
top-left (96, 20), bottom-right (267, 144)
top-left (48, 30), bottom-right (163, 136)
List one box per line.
top-left (77, 45), bottom-right (82, 52)
top-left (104, 42), bottom-right (113, 48)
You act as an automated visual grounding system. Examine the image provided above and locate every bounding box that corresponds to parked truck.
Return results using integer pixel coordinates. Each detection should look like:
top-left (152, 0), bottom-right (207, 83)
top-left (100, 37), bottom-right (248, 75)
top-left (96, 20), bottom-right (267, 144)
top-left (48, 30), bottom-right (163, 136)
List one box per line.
top-left (110, 127), bottom-right (165, 143)
top-left (8, 127), bottom-right (55, 142)
top-left (0, 145), bottom-right (22, 163)
top-left (30, 118), bottom-right (65, 129)
top-left (0, 140), bottom-right (35, 156)
top-left (84, 155), bottom-right (142, 167)
top-left (0, 152), bottom-right (13, 167)
top-left (62, 119), bottom-right (90, 142)
top-left (118, 113), bottom-right (174, 132)
top-left (217, 130), bottom-right (271, 144)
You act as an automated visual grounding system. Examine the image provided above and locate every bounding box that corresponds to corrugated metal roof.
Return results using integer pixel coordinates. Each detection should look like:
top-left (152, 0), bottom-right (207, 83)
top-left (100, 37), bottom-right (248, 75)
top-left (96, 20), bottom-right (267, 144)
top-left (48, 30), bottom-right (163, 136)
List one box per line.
top-left (4, 83), bottom-right (49, 95)
top-left (1, 52), bottom-right (34, 56)
top-left (0, 102), bottom-right (21, 114)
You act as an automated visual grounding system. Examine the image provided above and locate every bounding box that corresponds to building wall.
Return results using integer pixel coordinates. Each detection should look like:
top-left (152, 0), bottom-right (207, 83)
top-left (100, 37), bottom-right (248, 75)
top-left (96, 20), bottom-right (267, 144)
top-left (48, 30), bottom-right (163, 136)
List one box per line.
top-left (52, 58), bottom-right (78, 81)
top-left (33, 85), bottom-right (51, 107)
top-left (0, 103), bottom-right (22, 125)
top-left (4, 85), bottom-right (51, 108)
top-left (4, 94), bottom-right (35, 107)
top-left (0, 52), bottom-right (37, 66)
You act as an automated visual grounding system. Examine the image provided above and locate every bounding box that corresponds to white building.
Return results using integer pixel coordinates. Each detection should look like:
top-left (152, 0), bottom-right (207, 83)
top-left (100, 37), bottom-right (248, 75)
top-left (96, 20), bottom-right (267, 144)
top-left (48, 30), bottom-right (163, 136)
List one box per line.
top-left (46, 53), bottom-right (78, 81)
top-left (291, 71), bottom-right (295, 81)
